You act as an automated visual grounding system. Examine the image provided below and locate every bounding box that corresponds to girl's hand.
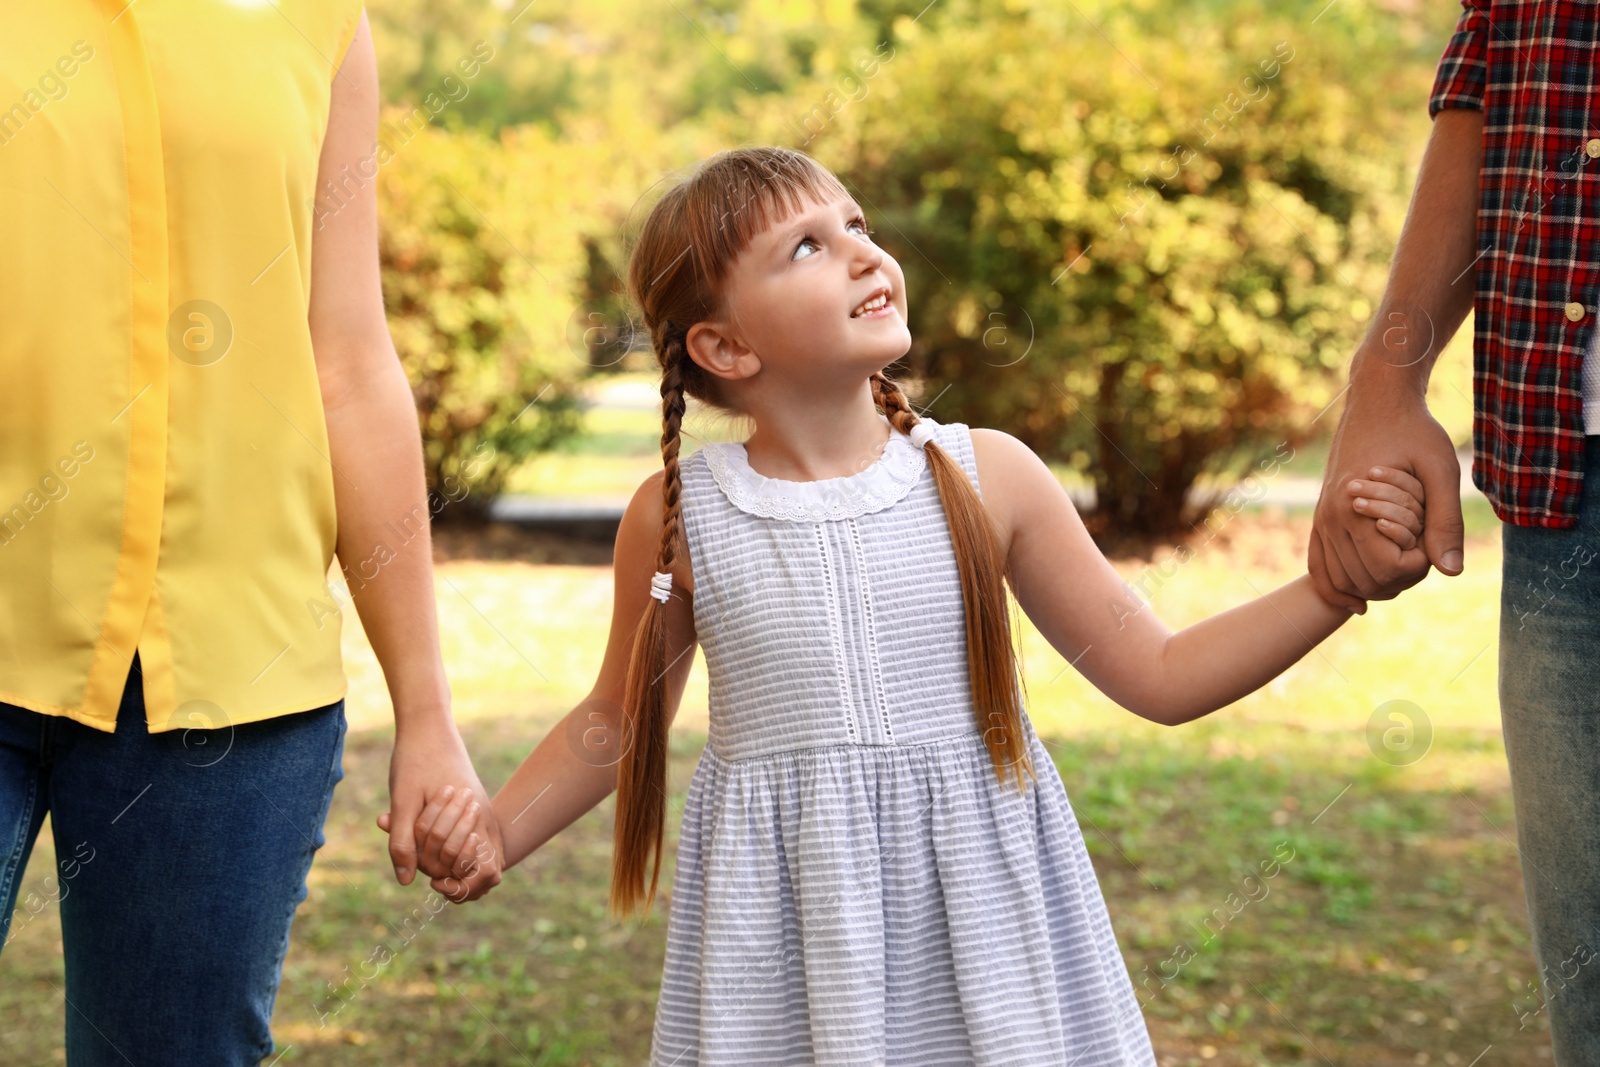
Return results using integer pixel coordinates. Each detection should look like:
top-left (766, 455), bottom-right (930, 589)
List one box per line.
top-left (1347, 465), bottom-right (1426, 552)
top-left (430, 801), bottom-right (505, 901)
top-left (384, 785), bottom-right (502, 901)
top-left (414, 784), bottom-right (480, 879)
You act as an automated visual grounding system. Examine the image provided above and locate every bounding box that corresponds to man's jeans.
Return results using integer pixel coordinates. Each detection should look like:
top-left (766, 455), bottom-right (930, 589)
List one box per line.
top-left (0, 652), bottom-right (346, 1066)
top-left (1500, 434), bottom-right (1600, 1065)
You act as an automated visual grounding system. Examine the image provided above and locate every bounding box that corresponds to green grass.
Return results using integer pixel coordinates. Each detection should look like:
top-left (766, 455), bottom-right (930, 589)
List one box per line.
top-left (0, 721), bottom-right (1542, 1066)
top-left (2, 511), bottom-right (1544, 1066)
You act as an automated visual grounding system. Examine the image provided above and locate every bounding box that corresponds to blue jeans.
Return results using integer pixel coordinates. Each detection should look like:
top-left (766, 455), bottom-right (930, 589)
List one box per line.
top-left (1500, 434), bottom-right (1600, 1065)
top-left (0, 652), bottom-right (346, 1066)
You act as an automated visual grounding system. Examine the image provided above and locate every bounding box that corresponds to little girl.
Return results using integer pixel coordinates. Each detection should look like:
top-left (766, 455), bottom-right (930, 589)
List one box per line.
top-left (413, 146), bottom-right (1429, 1065)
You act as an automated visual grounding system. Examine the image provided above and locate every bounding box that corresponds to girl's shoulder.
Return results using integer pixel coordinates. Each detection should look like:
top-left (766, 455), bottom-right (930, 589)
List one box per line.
top-left (966, 425), bottom-right (1042, 495)
top-left (619, 467), bottom-right (694, 596)
top-left (965, 427), bottom-right (1074, 553)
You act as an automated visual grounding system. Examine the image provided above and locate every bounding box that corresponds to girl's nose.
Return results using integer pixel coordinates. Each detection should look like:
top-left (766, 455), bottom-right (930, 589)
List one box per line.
top-left (854, 243), bottom-right (884, 273)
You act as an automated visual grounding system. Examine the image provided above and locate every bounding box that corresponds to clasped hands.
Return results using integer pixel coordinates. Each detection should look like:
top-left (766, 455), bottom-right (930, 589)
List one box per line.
top-left (380, 785), bottom-right (506, 902)
top-left (377, 720), bottom-right (506, 903)
top-left (1308, 394), bottom-right (1465, 612)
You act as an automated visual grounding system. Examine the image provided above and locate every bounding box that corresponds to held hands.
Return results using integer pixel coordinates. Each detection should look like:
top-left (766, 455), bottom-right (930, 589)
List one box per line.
top-left (377, 718), bottom-right (504, 903)
top-left (1309, 396), bottom-right (1462, 612)
top-left (1347, 465), bottom-right (1427, 553)
top-left (377, 786), bottom-right (505, 902)
top-left (1305, 460), bottom-right (1433, 617)
top-left (1315, 463), bottom-right (1429, 613)
top-left (400, 786), bottom-right (508, 901)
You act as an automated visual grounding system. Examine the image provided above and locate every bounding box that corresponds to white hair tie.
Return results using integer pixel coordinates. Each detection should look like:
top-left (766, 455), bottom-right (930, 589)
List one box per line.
top-left (649, 571), bottom-right (673, 602)
top-left (908, 422), bottom-right (937, 450)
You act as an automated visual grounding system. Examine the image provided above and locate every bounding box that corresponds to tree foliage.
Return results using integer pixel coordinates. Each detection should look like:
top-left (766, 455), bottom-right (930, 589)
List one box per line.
top-left (735, 0), bottom-right (1435, 536)
top-left (375, 116), bottom-right (593, 512)
top-left (364, 0), bottom-right (1458, 534)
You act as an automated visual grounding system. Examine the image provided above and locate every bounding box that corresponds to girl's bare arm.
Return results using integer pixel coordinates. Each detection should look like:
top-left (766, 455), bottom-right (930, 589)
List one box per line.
top-left (495, 470), bottom-right (697, 868)
top-left (970, 429), bottom-right (1368, 726)
top-left (421, 469), bottom-right (698, 877)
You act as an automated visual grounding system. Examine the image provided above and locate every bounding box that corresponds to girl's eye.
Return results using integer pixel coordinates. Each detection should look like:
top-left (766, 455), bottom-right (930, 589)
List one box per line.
top-left (792, 216), bottom-right (875, 260)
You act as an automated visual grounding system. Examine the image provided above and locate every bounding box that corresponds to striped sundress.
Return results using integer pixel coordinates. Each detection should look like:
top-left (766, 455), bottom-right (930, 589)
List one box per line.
top-left (649, 415), bottom-right (1158, 1066)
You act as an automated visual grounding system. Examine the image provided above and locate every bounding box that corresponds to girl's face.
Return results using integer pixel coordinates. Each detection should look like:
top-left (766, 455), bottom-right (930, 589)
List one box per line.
top-left (693, 191), bottom-right (911, 392)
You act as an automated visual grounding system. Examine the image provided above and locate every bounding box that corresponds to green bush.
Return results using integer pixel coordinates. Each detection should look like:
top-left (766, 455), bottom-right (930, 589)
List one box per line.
top-left (376, 114), bottom-right (590, 514)
top-left (361, 0), bottom-right (1453, 530)
top-left (742, 0), bottom-right (1437, 537)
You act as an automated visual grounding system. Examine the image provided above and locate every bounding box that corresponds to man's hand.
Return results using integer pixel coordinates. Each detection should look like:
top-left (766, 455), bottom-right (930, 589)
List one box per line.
top-left (1309, 391), bottom-right (1463, 612)
top-left (376, 715), bottom-right (503, 900)
top-left (1306, 106), bottom-right (1481, 612)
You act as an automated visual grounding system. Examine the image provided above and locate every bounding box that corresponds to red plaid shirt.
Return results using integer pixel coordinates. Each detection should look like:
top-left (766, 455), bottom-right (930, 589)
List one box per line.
top-left (1430, 0), bottom-right (1600, 528)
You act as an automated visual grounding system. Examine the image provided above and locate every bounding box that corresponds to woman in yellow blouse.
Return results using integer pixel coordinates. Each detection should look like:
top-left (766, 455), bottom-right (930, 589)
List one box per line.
top-left (0, 4), bottom-right (498, 1062)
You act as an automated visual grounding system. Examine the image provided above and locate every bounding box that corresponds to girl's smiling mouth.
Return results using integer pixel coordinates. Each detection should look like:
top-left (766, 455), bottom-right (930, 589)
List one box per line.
top-left (851, 286), bottom-right (893, 317)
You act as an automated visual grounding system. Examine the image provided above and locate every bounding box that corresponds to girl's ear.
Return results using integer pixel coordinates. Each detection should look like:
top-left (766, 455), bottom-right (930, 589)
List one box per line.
top-left (685, 320), bottom-right (761, 384)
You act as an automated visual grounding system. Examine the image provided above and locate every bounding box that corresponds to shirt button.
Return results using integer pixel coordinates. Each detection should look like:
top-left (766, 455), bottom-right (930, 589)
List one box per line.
top-left (1588, 138), bottom-right (1600, 159)
top-left (1566, 301), bottom-right (1587, 322)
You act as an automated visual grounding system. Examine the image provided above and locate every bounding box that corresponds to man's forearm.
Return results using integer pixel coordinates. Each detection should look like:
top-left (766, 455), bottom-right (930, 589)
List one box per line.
top-left (1349, 107), bottom-right (1485, 403)
top-left (323, 348), bottom-right (452, 727)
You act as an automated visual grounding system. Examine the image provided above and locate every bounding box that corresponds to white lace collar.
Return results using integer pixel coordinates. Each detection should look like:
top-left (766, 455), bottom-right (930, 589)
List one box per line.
top-left (698, 417), bottom-right (931, 522)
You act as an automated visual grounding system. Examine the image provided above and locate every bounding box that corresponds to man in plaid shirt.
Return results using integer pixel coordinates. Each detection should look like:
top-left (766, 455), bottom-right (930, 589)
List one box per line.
top-left (1309, 2), bottom-right (1600, 1060)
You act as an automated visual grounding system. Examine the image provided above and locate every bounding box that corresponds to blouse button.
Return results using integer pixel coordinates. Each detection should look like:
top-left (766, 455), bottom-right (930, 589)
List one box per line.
top-left (1588, 138), bottom-right (1600, 159)
top-left (1565, 302), bottom-right (1587, 323)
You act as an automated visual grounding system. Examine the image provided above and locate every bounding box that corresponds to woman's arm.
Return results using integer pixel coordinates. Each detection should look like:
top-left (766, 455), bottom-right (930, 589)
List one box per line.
top-left (971, 429), bottom-right (1361, 726)
top-left (308, 12), bottom-right (499, 896)
top-left (486, 471), bottom-right (699, 872)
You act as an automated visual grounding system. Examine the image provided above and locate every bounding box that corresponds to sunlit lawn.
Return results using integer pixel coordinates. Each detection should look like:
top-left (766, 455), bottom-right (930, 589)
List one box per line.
top-left (3, 502), bottom-right (1550, 1066)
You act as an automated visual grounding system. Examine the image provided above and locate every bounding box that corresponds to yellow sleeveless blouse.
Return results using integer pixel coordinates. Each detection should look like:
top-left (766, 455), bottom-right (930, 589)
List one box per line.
top-left (0, 1), bottom-right (365, 732)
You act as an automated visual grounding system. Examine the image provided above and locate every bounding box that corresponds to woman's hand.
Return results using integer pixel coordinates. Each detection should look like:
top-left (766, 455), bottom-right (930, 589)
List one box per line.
top-left (376, 716), bottom-right (503, 902)
top-left (391, 774), bottom-right (507, 903)
top-left (311, 12), bottom-right (499, 902)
